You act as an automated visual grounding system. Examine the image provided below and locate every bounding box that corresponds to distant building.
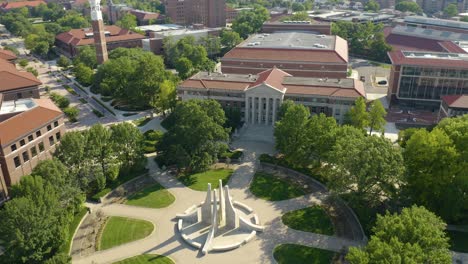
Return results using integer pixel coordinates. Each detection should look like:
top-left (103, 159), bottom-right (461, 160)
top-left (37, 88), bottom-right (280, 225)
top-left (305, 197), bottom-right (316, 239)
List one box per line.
top-left (0, 59), bottom-right (41, 101)
top-left (309, 10), bottom-right (395, 24)
top-left (439, 95), bottom-right (468, 119)
top-left (177, 68), bottom-right (365, 125)
top-left (261, 20), bottom-right (332, 35)
top-left (387, 50), bottom-right (468, 110)
top-left (0, 97), bottom-right (65, 204)
top-left (221, 32), bottom-right (349, 78)
top-left (0, 0), bottom-right (46, 12)
top-left (138, 24), bottom-right (221, 55)
top-left (164, 0), bottom-right (226, 28)
top-left (394, 16), bottom-right (468, 34)
top-left (416, 0), bottom-right (467, 14)
top-left (55, 25), bottom-right (145, 58)
top-left (107, 0), bottom-right (163, 26)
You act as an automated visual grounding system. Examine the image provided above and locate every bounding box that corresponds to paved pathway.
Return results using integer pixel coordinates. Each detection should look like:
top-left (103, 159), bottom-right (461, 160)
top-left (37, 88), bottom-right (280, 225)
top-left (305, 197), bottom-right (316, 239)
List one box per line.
top-left (72, 134), bottom-right (365, 264)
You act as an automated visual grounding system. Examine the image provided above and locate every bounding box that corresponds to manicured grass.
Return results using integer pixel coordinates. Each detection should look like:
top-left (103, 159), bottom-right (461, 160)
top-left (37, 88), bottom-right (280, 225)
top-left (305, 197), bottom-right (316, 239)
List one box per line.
top-left (60, 207), bottom-right (88, 254)
top-left (219, 150), bottom-right (243, 160)
top-left (282, 206), bottom-right (334, 235)
top-left (99, 216), bottom-right (154, 251)
top-left (114, 254), bottom-right (174, 264)
top-left (250, 172), bottom-right (306, 201)
top-left (180, 169), bottom-right (233, 191)
top-left (125, 183), bottom-right (175, 208)
top-left (273, 244), bottom-right (334, 264)
top-left (79, 98), bottom-right (87, 104)
top-left (133, 117), bottom-right (152, 127)
top-left (447, 230), bottom-right (468, 253)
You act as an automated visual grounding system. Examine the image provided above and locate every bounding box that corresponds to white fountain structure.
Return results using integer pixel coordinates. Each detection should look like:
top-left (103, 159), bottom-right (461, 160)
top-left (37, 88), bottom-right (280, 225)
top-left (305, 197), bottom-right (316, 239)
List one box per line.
top-left (176, 180), bottom-right (264, 254)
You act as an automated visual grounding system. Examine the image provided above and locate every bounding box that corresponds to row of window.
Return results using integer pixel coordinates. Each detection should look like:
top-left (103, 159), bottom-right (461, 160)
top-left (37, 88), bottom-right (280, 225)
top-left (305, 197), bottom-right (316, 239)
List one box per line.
top-left (398, 76), bottom-right (468, 100)
top-left (13, 132), bottom-right (61, 168)
top-left (10, 121), bottom-right (59, 152)
top-left (402, 66), bottom-right (468, 79)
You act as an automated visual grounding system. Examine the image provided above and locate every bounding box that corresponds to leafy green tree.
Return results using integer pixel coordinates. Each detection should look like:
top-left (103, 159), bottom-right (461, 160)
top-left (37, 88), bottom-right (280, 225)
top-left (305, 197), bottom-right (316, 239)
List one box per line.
top-left (461, 16), bottom-right (468, 22)
top-left (437, 115), bottom-right (468, 160)
top-left (157, 99), bottom-right (229, 172)
top-left (397, 127), bottom-right (420, 148)
top-left (403, 128), bottom-right (467, 222)
top-left (277, 99), bottom-right (296, 120)
top-left (73, 46), bottom-right (97, 69)
top-left (395, 1), bottom-right (423, 14)
top-left (44, 23), bottom-right (64, 35)
top-left (174, 57), bottom-right (193, 79)
top-left (87, 124), bottom-right (117, 181)
top-left (57, 12), bottom-right (89, 29)
top-left (368, 100), bottom-right (386, 134)
top-left (116, 13), bottom-right (138, 30)
top-left (291, 2), bottom-right (305, 11)
top-left (364, 0), bottom-right (380, 12)
top-left (282, 11), bottom-right (310, 21)
top-left (274, 103), bottom-right (310, 166)
top-left (57, 55), bottom-right (71, 68)
top-left (33, 41), bottom-right (50, 57)
top-left (199, 36), bottom-right (221, 57)
top-left (220, 29), bottom-right (242, 54)
top-left (444, 3), bottom-right (458, 17)
top-left (110, 122), bottom-right (145, 169)
top-left (306, 113), bottom-right (338, 163)
top-left (73, 63), bottom-right (94, 86)
top-left (347, 97), bottom-right (369, 132)
top-left (150, 79), bottom-right (177, 117)
top-left (347, 206), bottom-right (452, 264)
top-left (231, 5), bottom-right (269, 38)
top-left (326, 135), bottom-right (404, 206)
top-left (164, 36), bottom-right (213, 73)
top-left (1, 176), bottom-right (69, 263)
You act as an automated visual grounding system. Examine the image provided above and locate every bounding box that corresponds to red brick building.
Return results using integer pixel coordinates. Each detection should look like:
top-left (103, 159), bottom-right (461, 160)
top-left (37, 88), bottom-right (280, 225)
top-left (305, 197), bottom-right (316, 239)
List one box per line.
top-left (221, 32), bottom-right (349, 78)
top-left (439, 95), bottom-right (468, 120)
top-left (262, 20), bottom-right (332, 35)
top-left (0, 97), bottom-right (65, 203)
top-left (55, 25), bottom-right (145, 58)
top-left (0, 0), bottom-right (45, 11)
top-left (164, 0), bottom-right (226, 28)
top-left (0, 59), bottom-right (41, 101)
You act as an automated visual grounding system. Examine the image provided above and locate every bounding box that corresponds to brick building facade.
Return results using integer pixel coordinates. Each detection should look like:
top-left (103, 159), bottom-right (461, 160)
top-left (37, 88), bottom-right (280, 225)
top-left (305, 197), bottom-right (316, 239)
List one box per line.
top-left (164, 0), bottom-right (226, 27)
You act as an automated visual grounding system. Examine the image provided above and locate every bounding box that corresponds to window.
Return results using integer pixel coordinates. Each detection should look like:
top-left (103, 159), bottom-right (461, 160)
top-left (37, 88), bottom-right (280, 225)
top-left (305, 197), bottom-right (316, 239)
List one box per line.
top-left (28, 135), bottom-right (34, 142)
top-left (10, 144), bottom-right (17, 152)
top-left (47, 125), bottom-right (52, 131)
top-left (31, 146), bottom-right (37, 157)
top-left (16, 93), bottom-right (22, 99)
top-left (38, 142), bottom-right (45, 152)
top-left (54, 121), bottom-right (59, 127)
top-left (55, 132), bottom-right (61, 141)
top-left (20, 139), bottom-right (25, 146)
top-left (36, 130), bottom-right (41, 137)
top-left (14, 156), bottom-right (21, 168)
top-left (49, 136), bottom-right (54, 146)
top-left (22, 151), bottom-right (29, 162)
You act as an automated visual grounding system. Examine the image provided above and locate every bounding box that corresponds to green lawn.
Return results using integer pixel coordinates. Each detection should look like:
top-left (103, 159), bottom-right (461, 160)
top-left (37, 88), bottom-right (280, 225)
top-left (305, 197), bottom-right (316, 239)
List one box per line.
top-left (133, 117), bottom-right (152, 127)
top-left (125, 183), bottom-right (175, 209)
top-left (447, 230), bottom-right (468, 253)
top-left (60, 207), bottom-right (88, 254)
top-left (273, 244), bottom-right (334, 264)
top-left (250, 172), bottom-right (306, 201)
top-left (91, 167), bottom-right (148, 202)
top-left (282, 206), bottom-right (334, 235)
top-left (114, 254), bottom-right (174, 264)
top-left (180, 169), bottom-right (233, 191)
top-left (99, 216), bottom-right (154, 250)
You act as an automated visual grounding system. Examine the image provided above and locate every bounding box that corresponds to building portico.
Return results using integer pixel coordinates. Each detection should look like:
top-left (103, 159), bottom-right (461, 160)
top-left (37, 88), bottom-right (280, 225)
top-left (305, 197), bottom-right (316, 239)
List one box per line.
top-left (245, 84), bottom-right (284, 125)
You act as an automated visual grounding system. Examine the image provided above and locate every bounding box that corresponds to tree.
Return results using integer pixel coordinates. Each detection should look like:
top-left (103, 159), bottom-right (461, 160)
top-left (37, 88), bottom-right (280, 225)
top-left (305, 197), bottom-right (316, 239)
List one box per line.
top-left (150, 79), bottom-right (177, 116)
top-left (444, 3), bottom-right (458, 18)
top-left (305, 113), bottom-right (338, 163)
top-left (291, 2), bottom-right (305, 11)
top-left (157, 99), bottom-right (229, 172)
top-left (73, 46), bottom-right (97, 69)
top-left (57, 55), bottom-right (71, 68)
top-left (395, 1), bottom-right (423, 14)
top-left (199, 36), bottom-right (221, 57)
top-left (325, 135), bottom-right (404, 206)
top-left (73, 63), bottom-right (94, 86)
top-left (461, 16), bottom-right (468, 22)
top-left (33, 41), bottom-right (49, 57)
top-left (364, 0), bottom-right (380, 12)
top-left (110, 122), bottom-right (145, 169)
top-left (282, 11), bottom-right (310, 21)
top-left (1, 176), bottom-right (69, 263)
top-left (347, 206), bottom-right (452, 264)
top-left (116, 13), bottom-right (138, 30)
top-left (174, 57), bottom-right (193, 79)
top-left (368, 100), bottom-right (386, 134)
top-left (57, 12), bottom-right (89, 29)
top-left (164, 36), bottom-right (213, 73)
top-left (274, 103), bottom-right (310, 166)
top-left (231, 5), bottom-right (269, 38)
top-left (220, 29), bottom-right (242, 54)
top-left (347, 97), bottom-right (369, 132)
top-left (403, 128), bottom-right (467, 222)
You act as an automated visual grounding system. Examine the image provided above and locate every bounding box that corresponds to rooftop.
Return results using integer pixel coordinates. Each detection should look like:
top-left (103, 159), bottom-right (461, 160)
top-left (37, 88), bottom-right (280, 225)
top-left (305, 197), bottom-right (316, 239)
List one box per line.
top-left (0, 0), bottom-right (46, 10)
top-left (404, 16), bottom-right (468, 31)
top-left (238, 32), bottom-right (334, 50)
top-left (391, 25), bottom-right (468, 42)
top-left (0, 59), bottom-right (41, 92)
top-left (442, 95), bottom-right (468, 109)
top-left (0, 49), bottom-right (17, 61)
top-left (308, 10), bottom-right (394, 22)
top-left (0, 98), bottom-right (63, 146)
top-left (152, 27), bottom-right (221, 37)
top-left (136, 24), bottom-right (183, 32)
top-left (388, 50), bottom-right (468, 68)
top-left (55, 25), bottom-right (145, 46)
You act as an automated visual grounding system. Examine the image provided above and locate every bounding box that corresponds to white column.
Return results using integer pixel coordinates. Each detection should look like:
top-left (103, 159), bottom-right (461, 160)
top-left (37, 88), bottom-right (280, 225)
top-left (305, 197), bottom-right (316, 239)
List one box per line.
top-left (252, 97), bottom-right (256, 124)
top-left (272, 98), bottom-right (277, 123)
top-left (265, 97), bottom-right (270, 125)
top-left (257, 97), bottom-right (261, 124)
top-left (245, 96), bottom-right (250, 123)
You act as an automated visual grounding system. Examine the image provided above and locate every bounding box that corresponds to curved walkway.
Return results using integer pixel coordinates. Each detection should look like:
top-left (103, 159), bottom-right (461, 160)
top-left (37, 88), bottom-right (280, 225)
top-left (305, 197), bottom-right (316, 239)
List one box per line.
top-left (72, 138), bottom-right (365, 264)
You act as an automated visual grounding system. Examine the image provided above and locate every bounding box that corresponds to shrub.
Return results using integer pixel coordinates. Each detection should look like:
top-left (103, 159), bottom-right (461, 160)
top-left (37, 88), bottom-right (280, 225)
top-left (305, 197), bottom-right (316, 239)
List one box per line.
top-left (63, 107), bottom-right (79, 122)
top-left (26, 67), bottom-right (38, 77)
top-left (49, 92), bottom-right (70, 109)
top-left (18, 58), bottom-right (28, 67)
top-left (144, 130), bottom-right (163, 141)
top-left (92, 109), bottom-right (104, 118)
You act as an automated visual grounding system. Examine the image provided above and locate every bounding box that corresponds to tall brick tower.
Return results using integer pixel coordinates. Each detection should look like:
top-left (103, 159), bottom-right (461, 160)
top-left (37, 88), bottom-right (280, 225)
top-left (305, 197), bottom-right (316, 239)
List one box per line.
top-left (89, 0), bottom-right (108, 64)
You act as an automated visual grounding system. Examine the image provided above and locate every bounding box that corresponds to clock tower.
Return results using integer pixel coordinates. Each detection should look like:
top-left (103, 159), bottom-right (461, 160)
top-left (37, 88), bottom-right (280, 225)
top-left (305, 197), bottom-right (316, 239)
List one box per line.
top-left (89, 0), bottom-right (108, 64)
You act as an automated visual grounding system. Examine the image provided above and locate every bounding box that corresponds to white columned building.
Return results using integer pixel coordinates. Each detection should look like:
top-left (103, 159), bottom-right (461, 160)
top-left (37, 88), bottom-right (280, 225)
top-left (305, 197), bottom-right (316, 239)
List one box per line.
top-left (244, 87), bottom-right (284, 125)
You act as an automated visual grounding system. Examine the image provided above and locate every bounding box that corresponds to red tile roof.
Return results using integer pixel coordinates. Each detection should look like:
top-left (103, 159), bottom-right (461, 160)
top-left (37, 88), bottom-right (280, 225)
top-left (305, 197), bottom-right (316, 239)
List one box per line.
top-left (55, 25), bottom-right (145, 47)
top-left (0, 99), bottom-right (63, 146)
top-left (0, 59), bottom-right (41, 92)
top-left (0, 49), bottom-right (17, 61)
top-left (130, 10), bottom-right (160, 21)
top-left (388, 50), bottom-right (468, 68)
top-left (249, 68), bottom-right (291, 91)
top-left (0, 0), bottom-right (45, 10)
top-left (442, 95), bottom-right (468, 109)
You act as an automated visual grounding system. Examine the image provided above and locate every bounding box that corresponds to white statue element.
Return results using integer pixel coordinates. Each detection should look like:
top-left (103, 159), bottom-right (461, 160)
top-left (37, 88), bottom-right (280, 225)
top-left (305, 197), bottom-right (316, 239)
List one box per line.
top-left (89, 0), bottom-right (103, 21)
